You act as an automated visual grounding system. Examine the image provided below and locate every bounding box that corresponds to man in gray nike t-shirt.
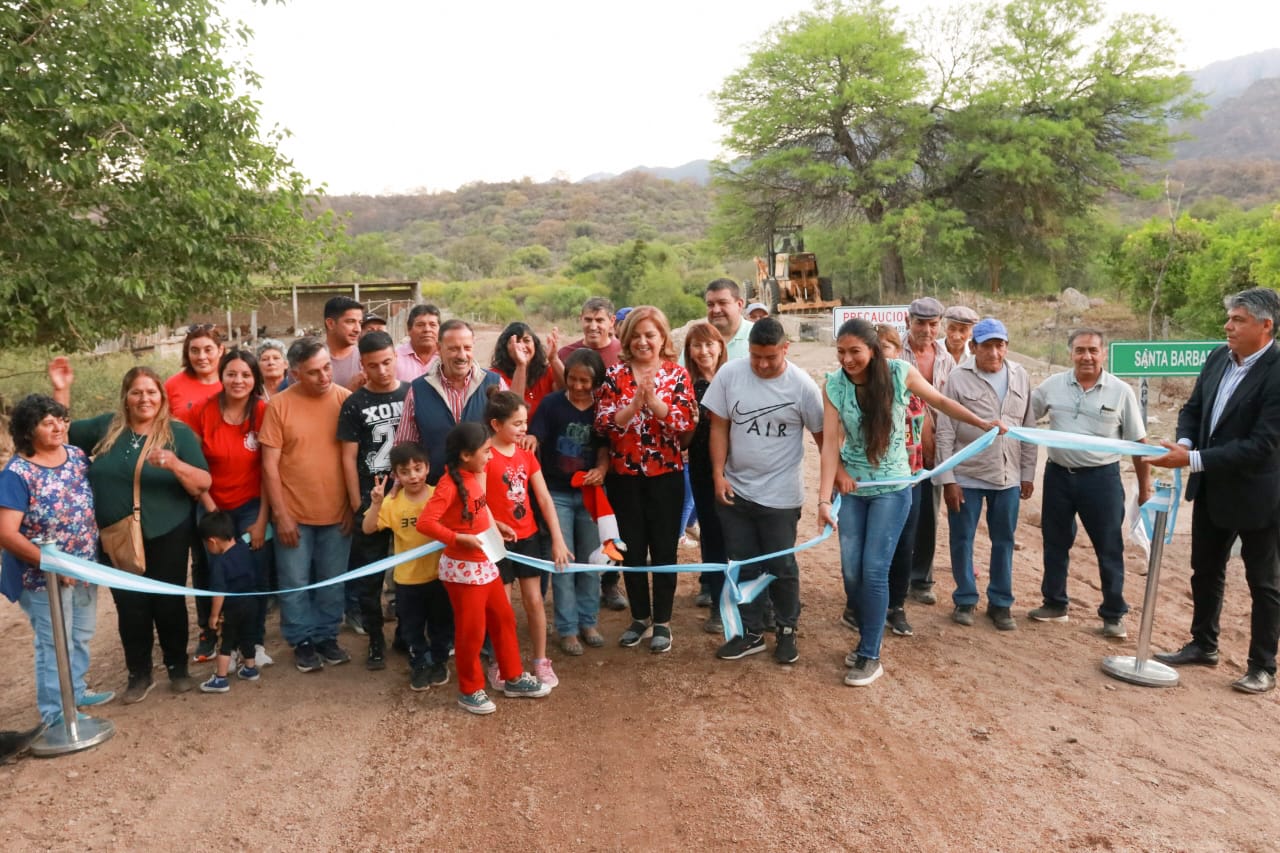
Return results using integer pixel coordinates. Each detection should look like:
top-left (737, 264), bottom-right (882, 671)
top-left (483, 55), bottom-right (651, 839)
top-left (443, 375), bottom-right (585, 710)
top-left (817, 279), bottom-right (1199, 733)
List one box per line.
top-left (702, 318), bottom-right (824, 664)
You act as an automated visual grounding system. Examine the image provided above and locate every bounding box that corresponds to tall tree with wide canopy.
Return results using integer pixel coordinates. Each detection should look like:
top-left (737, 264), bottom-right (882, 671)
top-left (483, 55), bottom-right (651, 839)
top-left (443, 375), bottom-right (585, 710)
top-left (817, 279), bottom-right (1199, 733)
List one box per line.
top-left (0, 1), bottom-right (329, 349)
top-left (713, 0), bottom-right (1197, 295)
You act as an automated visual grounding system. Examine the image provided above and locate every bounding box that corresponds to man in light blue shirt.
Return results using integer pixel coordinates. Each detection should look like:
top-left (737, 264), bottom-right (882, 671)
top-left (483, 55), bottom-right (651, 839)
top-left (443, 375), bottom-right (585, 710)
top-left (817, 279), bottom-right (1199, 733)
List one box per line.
top-left (1029, 329), bottom-right (1151, 638)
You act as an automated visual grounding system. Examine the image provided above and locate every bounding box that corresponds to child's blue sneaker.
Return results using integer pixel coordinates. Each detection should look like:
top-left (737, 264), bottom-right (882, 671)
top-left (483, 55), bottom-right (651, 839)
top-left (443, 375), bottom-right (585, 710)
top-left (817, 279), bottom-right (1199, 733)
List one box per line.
top-left (76, 690), bottom-right (115, 708)
top-left (237, 665), bottom-right (260, 681)
top-left (502, 672), bottom-right (552, 699)
top-left (200, 674), bottom-right (230, 693)
top-left (457, 689), bottom-right (496, 715)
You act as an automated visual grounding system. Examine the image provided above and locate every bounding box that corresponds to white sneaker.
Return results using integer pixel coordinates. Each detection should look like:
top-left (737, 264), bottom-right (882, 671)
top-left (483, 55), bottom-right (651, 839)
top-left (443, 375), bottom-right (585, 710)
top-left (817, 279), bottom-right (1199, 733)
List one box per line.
top-left (256, 645), bottom-right (274, 667)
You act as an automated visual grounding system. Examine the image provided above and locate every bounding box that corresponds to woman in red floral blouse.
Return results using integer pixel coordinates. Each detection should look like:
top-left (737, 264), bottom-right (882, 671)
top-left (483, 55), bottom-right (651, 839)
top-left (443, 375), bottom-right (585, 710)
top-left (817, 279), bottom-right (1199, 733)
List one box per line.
top-left (594, 306), bottom-right (695, 653)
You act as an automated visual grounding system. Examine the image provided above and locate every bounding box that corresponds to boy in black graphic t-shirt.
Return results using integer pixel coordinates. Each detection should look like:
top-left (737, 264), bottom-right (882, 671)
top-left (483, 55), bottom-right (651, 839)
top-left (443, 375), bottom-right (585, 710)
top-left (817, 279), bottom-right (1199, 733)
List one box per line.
top-left (338, 331), bottom-right (409, 670)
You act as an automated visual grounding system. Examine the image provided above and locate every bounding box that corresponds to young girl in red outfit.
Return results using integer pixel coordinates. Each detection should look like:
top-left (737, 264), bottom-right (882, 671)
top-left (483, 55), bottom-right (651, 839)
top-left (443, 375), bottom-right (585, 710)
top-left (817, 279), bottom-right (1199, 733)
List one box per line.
top-left (417, 422), bottom-right (552, 715)
top-left (484, 391), bottom-right (572, 689)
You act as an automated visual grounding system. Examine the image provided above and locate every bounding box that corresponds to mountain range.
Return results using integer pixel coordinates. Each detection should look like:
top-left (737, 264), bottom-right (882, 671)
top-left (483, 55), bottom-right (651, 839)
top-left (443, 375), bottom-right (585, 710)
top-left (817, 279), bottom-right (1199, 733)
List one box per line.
top-left (582, 49), bottom-right (1280, 186)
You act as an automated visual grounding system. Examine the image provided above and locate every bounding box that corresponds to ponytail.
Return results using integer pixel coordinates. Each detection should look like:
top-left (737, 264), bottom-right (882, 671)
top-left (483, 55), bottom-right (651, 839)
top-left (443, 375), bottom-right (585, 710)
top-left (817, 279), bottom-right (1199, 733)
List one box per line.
top-left (443, 421), bottom-right (490, 523)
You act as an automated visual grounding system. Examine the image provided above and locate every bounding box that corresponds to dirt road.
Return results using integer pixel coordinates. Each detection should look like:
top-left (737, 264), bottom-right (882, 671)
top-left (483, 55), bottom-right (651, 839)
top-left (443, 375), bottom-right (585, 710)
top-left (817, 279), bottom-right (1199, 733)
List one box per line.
top-left (1, 337), bottom-right (1275, 852)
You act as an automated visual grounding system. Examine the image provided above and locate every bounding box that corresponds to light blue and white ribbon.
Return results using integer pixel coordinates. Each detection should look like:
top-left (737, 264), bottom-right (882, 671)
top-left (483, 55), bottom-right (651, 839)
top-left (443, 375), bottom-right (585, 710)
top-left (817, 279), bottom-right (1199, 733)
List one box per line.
top-left (38, 427), bottom-right (1181, 641)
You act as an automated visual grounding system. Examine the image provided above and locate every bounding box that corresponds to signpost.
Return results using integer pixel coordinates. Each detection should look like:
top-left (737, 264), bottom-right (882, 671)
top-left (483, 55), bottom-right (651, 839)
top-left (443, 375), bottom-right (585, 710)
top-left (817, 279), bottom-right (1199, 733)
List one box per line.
top-left (832, 305), bottom-right (910, 338)
top-left (1107, 340), bottom-right (1223, 377)
top-left (1108, 340), bottom-right (1224, 426)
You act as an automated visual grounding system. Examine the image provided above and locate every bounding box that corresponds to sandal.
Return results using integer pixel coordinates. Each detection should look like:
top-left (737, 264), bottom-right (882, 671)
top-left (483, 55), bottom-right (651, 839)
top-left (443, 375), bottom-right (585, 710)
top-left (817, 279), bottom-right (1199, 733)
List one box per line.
top-left (580, 627), bottom-right (605, 648)
top-left (618, 620), bottom-right (651, 648)
top-left (560, 635), bottom-right (585, 656)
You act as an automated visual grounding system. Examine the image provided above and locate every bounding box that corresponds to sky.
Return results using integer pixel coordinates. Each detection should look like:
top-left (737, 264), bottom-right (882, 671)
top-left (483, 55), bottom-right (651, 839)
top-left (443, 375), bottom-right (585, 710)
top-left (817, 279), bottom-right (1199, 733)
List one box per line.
top-left (220, 0), bottom-right (1280, 195)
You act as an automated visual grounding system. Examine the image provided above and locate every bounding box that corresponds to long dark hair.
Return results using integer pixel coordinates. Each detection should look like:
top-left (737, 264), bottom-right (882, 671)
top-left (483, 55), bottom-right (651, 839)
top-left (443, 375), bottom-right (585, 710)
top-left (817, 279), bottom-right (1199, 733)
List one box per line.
top-left (215, 348), bottom-right (266, 432)
top-left (444, 421), bottom-right (490, 524)
top-left (491, 322), bottom-right (548, 388)
top-left (837, 319), bottom-right (894, 467)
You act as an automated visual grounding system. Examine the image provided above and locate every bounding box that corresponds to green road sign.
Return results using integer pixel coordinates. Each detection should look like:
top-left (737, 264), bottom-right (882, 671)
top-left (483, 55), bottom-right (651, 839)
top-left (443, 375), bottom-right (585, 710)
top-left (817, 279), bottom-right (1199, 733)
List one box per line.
top-left (1108, 340), bottom-right (1223, 377)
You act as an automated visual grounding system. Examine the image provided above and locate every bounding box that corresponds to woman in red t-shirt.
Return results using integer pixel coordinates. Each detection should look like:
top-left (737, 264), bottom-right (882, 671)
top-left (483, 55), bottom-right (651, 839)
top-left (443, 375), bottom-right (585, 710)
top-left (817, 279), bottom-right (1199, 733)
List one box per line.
top-left (192, 348), bottom-right (272, 663)
top-left (490, 321), bottom-right (563, 423)
top-left (594, 306), bottom-right (695, 654)
top-left (166, 324), bottom-right (224, 427)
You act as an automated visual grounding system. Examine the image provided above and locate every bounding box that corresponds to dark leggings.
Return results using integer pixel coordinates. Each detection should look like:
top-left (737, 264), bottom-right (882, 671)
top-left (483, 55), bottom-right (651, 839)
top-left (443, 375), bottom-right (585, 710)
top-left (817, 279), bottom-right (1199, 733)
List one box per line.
top-left (606, 470), bottom-right (684, 624)
top-left (887, 480), bottom-right (926, 610)
top-left (110, 521), bottom-right (192, 677)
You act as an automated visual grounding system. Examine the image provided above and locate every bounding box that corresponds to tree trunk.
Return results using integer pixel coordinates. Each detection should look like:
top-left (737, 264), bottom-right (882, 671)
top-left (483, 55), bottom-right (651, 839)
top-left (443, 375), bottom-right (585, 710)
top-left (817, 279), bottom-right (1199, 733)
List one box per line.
top-left (879, 245), bottom-right (906, 298)
top-left (988, 255), bottom-right (1003, 293)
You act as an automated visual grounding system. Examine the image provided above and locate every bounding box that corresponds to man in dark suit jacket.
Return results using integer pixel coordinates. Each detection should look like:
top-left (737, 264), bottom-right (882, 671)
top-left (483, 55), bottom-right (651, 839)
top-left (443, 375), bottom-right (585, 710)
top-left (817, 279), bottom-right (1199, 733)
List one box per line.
top-left (1149, 287), bottom-right (1280, 694)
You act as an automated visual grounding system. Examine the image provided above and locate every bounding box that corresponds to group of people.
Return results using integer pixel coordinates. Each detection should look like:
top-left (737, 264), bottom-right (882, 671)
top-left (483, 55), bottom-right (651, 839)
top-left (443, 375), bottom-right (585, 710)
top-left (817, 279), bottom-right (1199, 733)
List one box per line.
top-left (3, 284), bottom-right (1280, 727)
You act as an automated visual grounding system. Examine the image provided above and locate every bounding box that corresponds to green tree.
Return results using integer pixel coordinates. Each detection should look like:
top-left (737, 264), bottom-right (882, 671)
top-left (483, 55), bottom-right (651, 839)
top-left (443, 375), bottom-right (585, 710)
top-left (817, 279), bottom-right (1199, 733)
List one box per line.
top-left (0, 1), bottom-right (329, 349)
top-left (332, 233), bottom-right (409, 280)
top-left (713, 0), bottom-right (1196, 297)
top-left (1109, 214), bottom-right (1209, 334)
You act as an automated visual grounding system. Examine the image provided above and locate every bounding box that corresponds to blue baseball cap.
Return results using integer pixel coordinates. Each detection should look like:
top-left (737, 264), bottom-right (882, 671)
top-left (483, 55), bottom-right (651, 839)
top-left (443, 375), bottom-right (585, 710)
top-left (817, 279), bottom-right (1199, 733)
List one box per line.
top-left (615, 307), bottom-right (633, 324)
top-left (971, 318), bottom-right (1009, 344)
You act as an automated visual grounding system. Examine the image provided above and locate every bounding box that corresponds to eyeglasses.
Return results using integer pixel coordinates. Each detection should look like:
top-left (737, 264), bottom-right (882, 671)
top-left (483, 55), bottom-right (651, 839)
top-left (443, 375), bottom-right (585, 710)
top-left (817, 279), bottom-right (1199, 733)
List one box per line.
top-left (186, 323), bottom-right (215, 335)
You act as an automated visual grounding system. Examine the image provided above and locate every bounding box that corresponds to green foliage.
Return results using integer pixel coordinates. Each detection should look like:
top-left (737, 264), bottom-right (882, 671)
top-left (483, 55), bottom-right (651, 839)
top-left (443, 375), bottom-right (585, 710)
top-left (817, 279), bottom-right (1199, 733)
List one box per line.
top-left (0, 350), bottom-right (181, 419)
top-left (0, 1), bottom-right (331, 350)
top-left (712, 0), bottom-right (1198, 296)
top-left (319, 172), bottom-right (713, 270)
top-left (508, 244), bottom-right (553, 272)
top-left (1108, 205), bottom-right (1280, 337)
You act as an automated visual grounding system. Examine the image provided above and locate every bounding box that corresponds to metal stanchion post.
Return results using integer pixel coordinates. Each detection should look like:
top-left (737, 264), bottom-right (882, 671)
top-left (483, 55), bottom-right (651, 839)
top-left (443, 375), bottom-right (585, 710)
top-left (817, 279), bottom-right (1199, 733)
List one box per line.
top-left (31, 557), bottom-right (115, 757)
top-left (1102, 483), bottom-right (1179, 688)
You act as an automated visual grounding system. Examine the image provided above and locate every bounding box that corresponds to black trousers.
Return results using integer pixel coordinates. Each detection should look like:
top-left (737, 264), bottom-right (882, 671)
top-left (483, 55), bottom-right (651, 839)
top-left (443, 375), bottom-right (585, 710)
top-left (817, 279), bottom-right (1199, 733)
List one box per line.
top-left (398, 579), bottom-right (454, 671)
top-left (217, 597), bottom-right (257, 659)
top-left (909, 483), bottom-right (940, 589)
top-left (606, 470), bottom-right (683, 624)
top-left (1189, 493), bottom-right (1280, 674)
top-left (349, 522), bottom-right (391, 639)
top-left (1040, 462), bottom-right (1128, 620)
top-left (110, 521), bottom-right (191, 678)
top-left (717, 497), bottom-right (801, 634)
top-left (887, 479), bottom-right (926, 610)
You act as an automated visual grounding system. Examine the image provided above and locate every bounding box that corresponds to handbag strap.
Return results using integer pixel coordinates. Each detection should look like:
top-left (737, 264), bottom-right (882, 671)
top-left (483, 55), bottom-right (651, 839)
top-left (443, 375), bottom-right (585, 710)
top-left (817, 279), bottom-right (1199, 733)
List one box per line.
top-left (130, 444), bottom-right (145, 517)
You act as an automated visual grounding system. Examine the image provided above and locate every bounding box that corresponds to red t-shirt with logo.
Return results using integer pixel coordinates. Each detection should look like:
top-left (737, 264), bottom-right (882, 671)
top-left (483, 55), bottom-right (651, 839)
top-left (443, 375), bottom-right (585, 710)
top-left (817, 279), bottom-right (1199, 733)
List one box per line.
top-left (484, 444), bottom-right (541, 540)
top-left (166, 372), bottom-right (222, 427)
top-left (192, 397), bottom-right (268, 510)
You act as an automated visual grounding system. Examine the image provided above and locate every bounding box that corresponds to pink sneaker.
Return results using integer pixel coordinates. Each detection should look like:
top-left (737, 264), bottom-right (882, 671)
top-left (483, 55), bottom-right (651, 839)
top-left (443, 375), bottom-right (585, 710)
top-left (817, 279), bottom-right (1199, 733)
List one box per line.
top-left (533, 658), bottom-right (558, 689)
top-left (486, 662), bottom-right (504, 691)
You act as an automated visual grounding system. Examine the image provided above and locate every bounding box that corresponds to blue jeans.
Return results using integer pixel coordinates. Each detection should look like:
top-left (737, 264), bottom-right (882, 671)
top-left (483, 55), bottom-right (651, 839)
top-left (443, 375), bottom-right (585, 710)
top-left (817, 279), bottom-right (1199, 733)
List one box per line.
top-left (549, 489), bottom-right (601, 636)
top-left (274, 523), bottom-right (350, 647)
top-left (19, 584), bottom-right (98, 724)
top-left (949, 485), bottom-right (1020, 608)
top-left (838, 488), bottom-right (912, 660)
top-left (679, 466), bottom-right (697, 532)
